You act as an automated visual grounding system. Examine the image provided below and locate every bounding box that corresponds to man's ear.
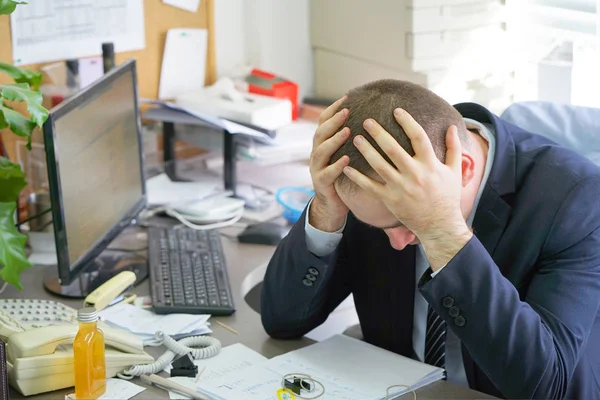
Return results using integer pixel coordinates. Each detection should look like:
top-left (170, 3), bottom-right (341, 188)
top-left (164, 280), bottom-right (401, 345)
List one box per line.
top-left (461, 151), bottom-right (476, 187)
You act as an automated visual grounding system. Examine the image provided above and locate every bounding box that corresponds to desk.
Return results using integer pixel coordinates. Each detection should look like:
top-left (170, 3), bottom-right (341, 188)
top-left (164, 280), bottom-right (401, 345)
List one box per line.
top-left (6, 238), bottom-right (495, 399)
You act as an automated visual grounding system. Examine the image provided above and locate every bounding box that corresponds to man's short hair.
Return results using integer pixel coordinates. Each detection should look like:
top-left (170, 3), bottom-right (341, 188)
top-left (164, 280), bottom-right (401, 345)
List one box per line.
top-left (330, 79), bottom-right (469, 187)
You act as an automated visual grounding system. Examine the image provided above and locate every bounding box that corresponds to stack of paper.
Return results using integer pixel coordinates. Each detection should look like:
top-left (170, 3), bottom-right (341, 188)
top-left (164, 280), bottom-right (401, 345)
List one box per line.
top-left (98, 303), bottom-right (211, 343)
top-left (195, 334), bottom-right (444, 400)
top-left (237, 120), bottom-right (316, 166)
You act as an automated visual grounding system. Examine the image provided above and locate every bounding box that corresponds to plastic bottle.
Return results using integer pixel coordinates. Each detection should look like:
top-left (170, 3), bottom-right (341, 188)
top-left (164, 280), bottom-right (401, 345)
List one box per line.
top-left (73, 307), bottom-right (106, 399)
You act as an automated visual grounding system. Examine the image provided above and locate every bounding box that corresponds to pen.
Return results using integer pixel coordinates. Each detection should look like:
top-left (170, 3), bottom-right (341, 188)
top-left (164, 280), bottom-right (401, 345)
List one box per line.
top-left (141, 373), bottom-right (209, 400)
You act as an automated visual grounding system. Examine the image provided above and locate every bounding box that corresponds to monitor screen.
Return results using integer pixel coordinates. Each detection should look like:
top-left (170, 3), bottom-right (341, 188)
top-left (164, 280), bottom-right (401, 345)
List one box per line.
top-left (44, 60), bottom-right (146, 284)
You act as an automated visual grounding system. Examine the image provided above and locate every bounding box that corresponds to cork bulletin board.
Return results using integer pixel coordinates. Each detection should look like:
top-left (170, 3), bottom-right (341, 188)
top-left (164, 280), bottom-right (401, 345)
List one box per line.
top-left (0, 0), bottom-right (216, 159)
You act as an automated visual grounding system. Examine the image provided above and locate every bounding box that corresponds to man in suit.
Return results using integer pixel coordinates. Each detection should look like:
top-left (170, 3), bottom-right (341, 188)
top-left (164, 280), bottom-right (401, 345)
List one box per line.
top-left (261, 80), bottom-right (600, 399)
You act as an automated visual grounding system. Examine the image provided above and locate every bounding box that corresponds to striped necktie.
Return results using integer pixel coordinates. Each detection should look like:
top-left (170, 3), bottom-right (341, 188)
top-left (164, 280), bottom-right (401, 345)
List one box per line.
top-left (424, 305), bottom-right (447, 369)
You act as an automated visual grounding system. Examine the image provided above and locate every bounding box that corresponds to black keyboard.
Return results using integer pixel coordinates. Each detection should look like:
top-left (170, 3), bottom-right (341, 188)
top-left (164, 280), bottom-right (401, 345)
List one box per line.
top-left (148, 226), bottom-right (235, 315)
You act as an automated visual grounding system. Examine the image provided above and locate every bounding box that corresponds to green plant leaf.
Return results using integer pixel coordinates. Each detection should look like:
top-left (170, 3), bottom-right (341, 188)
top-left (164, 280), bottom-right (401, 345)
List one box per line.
top-left (0, 201), bottom-right (30, 290)
top-left (0, 62), bottom-right (42, 90)
top-left (0, 105), bottom-right (6, 130)
top-left (0, 156), bottom-right (27, 202)
top-left (1, 83), bottom-right (48, 127)
top-left (0, 103), bottom-right (36, 139)
top-left (0, 0), bottom-right (26, 15)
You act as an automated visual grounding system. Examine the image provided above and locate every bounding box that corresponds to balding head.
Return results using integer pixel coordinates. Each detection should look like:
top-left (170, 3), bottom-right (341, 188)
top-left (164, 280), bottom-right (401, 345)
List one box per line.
top-left (330, 79), bottom-right (469, 188)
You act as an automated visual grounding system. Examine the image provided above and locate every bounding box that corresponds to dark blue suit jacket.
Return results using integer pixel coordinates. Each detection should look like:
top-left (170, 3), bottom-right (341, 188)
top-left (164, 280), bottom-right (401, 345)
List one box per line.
top-left (261, 103), bottom-right (600, 399)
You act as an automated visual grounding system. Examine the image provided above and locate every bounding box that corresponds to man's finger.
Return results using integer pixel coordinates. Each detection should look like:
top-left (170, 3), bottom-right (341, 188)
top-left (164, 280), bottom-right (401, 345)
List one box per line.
top-left (445, 125), bottom-right (462, 173)
top-left (342, 166), bottom-right (384, 195)
top-left (320, 155), bottom-right (349, 184)
top-left (314, 108), bottom-right (349, 147)
top-left (318, 96), bottom-right (348, 126)
top-left (363, 118), bottom-right (413, 171)
top-left (393, 108), bottom-right (436, 162)
top-left (353, 135), bottom-right (400, 183)
top-left (312, 127), bottom-right (351, 168)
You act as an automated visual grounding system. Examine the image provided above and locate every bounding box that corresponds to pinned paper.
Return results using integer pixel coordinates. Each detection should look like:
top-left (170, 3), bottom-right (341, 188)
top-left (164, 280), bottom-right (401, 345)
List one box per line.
top-left (79, 57), bottom-right (104, 88)
top-left (163, 0), bottom-right (201, 13)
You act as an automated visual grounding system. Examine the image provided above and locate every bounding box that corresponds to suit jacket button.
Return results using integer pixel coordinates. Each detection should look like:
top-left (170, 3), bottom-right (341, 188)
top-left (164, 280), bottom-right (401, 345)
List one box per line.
top-left (302, 278), bottom-right (314, 287)
top-left (308, 267), bottom-right (319, 276)
top-left (449, 306), bottom-right (460, 317)
top-left (442, 296), bottom-right (454, 308)
top-left (454, 315), bottom-right (466, 327)
top-left (306, 274), bottom-right (317, 282)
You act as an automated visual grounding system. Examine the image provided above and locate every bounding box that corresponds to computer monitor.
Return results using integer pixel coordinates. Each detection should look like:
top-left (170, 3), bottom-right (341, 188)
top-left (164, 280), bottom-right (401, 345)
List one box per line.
top-left (42, 59), bottom-right (148, 297)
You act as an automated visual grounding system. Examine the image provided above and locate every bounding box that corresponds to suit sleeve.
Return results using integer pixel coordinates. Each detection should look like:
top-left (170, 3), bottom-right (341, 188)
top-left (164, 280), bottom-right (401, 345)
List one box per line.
top-left (261, 208), bottom-right (351, 339)
top-left (419, 177), bottom-right (600, 399)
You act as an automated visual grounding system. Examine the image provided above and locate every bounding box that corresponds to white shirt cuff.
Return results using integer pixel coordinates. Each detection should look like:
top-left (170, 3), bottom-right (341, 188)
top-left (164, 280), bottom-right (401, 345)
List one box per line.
top-left (304, 198), bottom-right (346, 257)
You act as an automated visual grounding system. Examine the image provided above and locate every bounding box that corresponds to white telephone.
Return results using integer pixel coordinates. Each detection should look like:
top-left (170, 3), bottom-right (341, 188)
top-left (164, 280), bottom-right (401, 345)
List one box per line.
top-left (0, 273), bottom-right (154, 396)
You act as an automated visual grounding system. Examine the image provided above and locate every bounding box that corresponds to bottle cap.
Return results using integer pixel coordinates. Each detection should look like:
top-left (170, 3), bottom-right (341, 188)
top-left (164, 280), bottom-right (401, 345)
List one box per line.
top-left (78, 307), bottom-right (99, 323)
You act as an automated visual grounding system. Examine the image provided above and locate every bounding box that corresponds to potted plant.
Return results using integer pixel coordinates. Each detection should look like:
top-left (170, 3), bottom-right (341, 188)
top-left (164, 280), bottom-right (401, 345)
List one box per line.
top-left (0, 0), bottom-right (49, 289)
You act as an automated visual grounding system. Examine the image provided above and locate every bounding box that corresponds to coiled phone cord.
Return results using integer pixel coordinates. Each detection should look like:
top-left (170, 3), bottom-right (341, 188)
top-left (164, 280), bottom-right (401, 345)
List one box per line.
top-left (117, 331), bottom-right (221, 379)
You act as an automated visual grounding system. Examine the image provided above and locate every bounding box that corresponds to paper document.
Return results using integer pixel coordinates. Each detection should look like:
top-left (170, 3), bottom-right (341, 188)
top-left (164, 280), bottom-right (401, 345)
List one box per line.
top-left (198, 334), bottom-right (444, 400)
top-left (79, 57), bottom-right (104, 88)
top-left (99, 303), bottom-right (211, 340)
top-left (141, 100), bottom-right (276, 144)
top-left (166, 343), bottom-right (267, 399)
top-left (237, 120), bottom-right (316, 165)
top-left (163, 0), bottom-right (201, 12)
top-left (66, 378), bottom-right (145, 400)
top-left (10, 0), bottom-right (145, 65)
top-left (159, 29), bottom-right (208, 100)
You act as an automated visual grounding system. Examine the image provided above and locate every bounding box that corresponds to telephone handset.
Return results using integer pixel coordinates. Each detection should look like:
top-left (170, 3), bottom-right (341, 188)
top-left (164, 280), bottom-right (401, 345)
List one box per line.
top-left (7, 324), bottom-right (145, 360)
top-left (0, 272), bottom-right (154, 396)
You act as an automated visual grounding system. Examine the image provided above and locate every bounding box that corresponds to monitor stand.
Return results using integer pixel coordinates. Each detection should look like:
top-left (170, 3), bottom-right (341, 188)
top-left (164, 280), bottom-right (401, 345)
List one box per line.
top-left (43, 249), bottom-right (148, 299)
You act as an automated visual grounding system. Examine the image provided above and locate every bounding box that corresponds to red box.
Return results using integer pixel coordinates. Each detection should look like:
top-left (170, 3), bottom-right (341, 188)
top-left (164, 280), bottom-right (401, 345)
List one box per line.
top-left (246, 69), bottom-right (299, 120)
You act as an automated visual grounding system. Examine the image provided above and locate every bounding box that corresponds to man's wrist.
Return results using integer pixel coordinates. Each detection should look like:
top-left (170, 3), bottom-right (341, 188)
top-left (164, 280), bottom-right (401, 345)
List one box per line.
top-left (308, 196), bottom-right (346, 233)
top-left (419, 222), bottom-right (473, 271)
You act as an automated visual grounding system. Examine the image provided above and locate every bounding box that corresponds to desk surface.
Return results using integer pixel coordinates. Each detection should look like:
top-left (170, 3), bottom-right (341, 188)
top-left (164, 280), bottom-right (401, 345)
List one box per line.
top-left (6, 236), bottom-right (495, 400)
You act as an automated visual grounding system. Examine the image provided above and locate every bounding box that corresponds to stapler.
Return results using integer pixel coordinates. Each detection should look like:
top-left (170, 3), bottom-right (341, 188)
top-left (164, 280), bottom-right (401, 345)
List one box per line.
top-left (83, 271), bottom-right (137, 311)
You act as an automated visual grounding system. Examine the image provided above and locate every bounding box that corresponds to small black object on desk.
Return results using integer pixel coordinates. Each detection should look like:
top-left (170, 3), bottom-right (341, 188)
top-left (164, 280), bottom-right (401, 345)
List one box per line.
top-left (284, 377), bottom-right (312, 395)
top-left (170, 354), bottom-right (198, 378)
top-left (238, 222), bottom-right (290, 246)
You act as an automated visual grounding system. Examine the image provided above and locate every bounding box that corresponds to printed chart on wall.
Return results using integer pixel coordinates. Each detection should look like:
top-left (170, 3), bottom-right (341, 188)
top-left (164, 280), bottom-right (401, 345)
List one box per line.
top-left (10, 0), bottom-right (146, 66)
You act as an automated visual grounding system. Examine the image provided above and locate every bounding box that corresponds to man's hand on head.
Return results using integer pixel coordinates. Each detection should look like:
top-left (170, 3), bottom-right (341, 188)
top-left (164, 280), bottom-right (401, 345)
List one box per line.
top-left (308, 96), bottom-right (351, 232)
top-left (342, 108), bottom-right (473, 270)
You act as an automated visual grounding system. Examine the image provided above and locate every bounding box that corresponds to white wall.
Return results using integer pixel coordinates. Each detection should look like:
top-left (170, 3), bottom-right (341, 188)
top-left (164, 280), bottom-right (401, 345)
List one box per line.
top-left (214, 0), bottom-right (247, 78)
top-left (214, 0), bottom-right (314, 100)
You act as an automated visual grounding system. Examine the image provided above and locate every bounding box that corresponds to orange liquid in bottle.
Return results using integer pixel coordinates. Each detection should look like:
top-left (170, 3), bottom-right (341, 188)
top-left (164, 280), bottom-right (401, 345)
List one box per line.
top-left (73, 308), bottom-right (106, 399)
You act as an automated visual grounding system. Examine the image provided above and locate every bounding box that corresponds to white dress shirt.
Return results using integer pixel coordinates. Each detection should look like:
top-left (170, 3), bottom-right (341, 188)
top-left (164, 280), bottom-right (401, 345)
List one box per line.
top-left (303, 118), bottom-right (496, 387)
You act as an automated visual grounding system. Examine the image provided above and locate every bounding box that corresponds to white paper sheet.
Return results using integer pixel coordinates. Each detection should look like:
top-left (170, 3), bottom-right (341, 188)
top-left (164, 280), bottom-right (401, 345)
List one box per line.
top-left (10, 0), bottom-right (145, 66)
top-left (199, 335), bottom-right (445, 400)
top-left (79, 57), bottom-right (105, 88)
top-left (98, 303), bottom-right (211, 337)
top-left (159, 28), bottom-right (208, 100)
top-left (66, 378), bottom-right (146, 400)
top-left (163, 0), bottom-right (201, 13)
top-left (166, 343), bottom-right (267, 399)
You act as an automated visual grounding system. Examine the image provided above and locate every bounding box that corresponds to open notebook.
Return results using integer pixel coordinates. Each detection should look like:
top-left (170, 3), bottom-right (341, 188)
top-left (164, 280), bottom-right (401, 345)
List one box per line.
top-left (197, 334), bottom-right (444, 400)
